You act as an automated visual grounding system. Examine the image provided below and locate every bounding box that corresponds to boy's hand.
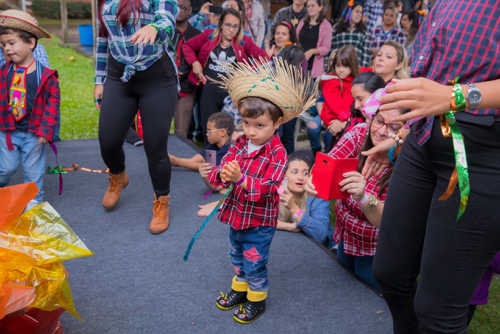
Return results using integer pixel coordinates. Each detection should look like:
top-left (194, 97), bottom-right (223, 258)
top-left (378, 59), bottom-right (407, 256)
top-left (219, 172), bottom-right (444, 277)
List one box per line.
top-left (38, 136), bottom-right (47, 145)
top-left (198, 162), bottom-right (212, 178)
top-left (221, 160), bottom-right (242, 183)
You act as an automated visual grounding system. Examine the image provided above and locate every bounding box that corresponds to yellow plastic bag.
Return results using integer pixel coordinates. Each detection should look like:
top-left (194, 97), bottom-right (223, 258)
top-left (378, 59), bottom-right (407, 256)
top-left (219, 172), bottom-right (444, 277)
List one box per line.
top-left (0, 183), bottom-right (93, 320)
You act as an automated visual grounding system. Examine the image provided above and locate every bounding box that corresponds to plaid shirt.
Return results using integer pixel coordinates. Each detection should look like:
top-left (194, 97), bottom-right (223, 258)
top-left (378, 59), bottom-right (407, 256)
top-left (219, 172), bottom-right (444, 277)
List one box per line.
top-left (370, 25), bottom-right (407, 51)
top-left (208, 134), bottom-right (287, 230)
top-left (0, 44), bottom-right (50, 68)
top-left (95, 0), bottom-right (178, 84)
top-left (0, 62), bottom-right (60, 141)
top-left (364, 0), bottom-right (383, 36)
top-left (327, 29), bottom-right (372, 71)
top-left (328, 123), bottom-right (387, 256)
top-left (411, 0), bottom-right (500, 144)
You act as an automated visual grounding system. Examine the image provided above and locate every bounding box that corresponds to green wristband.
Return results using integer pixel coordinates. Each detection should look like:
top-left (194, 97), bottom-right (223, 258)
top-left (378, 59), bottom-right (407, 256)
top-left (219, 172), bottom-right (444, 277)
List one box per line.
top-left (453, 83), bottom-right (466, 112)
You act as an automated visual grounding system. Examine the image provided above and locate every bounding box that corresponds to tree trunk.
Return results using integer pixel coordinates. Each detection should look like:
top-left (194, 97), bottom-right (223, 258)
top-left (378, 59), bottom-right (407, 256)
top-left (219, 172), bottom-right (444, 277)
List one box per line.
top-left (60, 0), bottom-right (68, 44)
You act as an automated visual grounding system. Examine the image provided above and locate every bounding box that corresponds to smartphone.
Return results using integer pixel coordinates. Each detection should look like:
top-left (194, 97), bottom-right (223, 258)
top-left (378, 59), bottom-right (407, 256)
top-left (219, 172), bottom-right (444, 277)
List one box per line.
top-left (209, 5), bottom-right (223, 14)
top-left (278, 177), bottom-right (288, 195)
top-left (204, 149), bottom-right (217, 166)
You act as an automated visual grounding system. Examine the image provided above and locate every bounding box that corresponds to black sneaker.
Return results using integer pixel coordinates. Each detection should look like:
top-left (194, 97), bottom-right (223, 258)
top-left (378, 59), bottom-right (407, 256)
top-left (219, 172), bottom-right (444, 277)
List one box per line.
top-left (216, 290), bottom-right (247, 310)
top-left (233, 300), bottom-right (266, 324)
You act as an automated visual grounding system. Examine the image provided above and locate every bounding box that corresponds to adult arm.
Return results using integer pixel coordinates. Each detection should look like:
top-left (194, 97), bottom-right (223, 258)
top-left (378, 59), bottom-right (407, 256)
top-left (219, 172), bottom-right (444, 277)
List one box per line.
top-left (296, 197), bottom-right (332, 244)
top-left (34, 44), bottom-right (50, 68)
top-left (316, 20), bottom-right (333, 57)
top-left (151, 0), bottom-right (178, 42)
top-left (182, 30), bottom-right (211, 65)
top-left (94, 23), bottom-right (109, 85)
top-left (380, 78), bottom-right (500, 122)
top-left (243, 35), bottom-right (269, 60)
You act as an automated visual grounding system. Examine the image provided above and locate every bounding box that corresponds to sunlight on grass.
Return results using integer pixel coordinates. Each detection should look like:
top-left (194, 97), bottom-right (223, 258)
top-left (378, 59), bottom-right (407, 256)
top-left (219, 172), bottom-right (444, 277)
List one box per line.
top-left (39, 37), bottom-right (98, 140)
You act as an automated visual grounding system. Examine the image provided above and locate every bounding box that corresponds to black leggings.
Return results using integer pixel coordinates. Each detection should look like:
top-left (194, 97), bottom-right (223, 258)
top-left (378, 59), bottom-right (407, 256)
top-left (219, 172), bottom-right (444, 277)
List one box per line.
top-left (199, 81), bottom-right (228, 142)
top-left (99, 57), bottom-right (177, 196)
top-left (373, 117), bottom-right (500, 334)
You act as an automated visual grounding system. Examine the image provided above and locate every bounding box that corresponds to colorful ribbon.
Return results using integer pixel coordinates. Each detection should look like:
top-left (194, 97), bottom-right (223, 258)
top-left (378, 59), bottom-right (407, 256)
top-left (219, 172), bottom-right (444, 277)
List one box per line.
top-left (438, 78), bottom-right (470, 221)
top-left (184, 184), bottom-right (233, 261)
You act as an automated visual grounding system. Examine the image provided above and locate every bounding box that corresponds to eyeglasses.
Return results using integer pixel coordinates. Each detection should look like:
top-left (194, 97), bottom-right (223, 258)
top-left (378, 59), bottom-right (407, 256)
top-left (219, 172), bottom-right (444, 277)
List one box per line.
top-left (372, 115), bottom-right (403, 133)
top-left (223, 22), bottom-right (240, 30)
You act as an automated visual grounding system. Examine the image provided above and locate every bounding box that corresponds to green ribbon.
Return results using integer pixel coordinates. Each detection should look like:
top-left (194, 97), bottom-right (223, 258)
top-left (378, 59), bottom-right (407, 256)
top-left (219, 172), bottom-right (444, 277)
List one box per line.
top-left (444, 110), bottom-right (470, 221)
top-left (47, 166), bottom-right (68, 174)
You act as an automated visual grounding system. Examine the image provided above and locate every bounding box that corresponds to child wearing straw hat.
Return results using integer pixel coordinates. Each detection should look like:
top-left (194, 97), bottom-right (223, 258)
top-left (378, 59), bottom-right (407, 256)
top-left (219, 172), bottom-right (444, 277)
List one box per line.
top-left (0, 10), bottom-right (59, 209)
top-left (207, 58), bottom-right (316, 323)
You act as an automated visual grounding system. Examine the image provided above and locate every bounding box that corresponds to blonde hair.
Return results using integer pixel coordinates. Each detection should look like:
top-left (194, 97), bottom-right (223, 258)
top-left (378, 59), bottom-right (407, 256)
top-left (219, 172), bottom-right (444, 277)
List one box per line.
top-left (382, 40), bottom-right (408, 79)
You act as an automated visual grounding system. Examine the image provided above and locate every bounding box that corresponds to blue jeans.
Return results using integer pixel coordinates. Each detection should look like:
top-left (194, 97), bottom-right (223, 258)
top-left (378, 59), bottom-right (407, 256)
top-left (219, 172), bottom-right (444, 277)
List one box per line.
top-left (337, 240), bottom-right (379, 291)
top-left (0, 131), bottom-right (46, 202)
top-left (306, 115), bottom-right (333, 153)
top-left (229, 226), bottom-right (276, 293)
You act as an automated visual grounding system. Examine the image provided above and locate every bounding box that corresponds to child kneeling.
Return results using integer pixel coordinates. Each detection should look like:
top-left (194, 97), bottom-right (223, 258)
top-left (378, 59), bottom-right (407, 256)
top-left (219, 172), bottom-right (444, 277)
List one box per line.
top-left (169, 112), bottom-right (233, 191)
top-left (208, 59), bottom-right (315, 323)
top-left (0, 10), bottom-right (59, 208)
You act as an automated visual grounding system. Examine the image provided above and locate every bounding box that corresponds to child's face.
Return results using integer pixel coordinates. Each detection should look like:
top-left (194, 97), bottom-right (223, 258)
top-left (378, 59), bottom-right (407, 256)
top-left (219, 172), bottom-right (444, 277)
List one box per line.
top-left (206, 121), bottom-right (226, 145)
top-left (335, 62), bottom-right (351, 79)
top-left (241, 112), bottom-right (281, 146)
top-left (0, 32), bottom-right (35, 66)
top-left (382, 8), bottom-right (397, 27)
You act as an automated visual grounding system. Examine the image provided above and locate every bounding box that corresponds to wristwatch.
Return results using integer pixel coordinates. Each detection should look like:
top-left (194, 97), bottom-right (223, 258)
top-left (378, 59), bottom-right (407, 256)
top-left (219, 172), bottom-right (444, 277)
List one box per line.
top-left (467, 83), bottom-right (482, 110)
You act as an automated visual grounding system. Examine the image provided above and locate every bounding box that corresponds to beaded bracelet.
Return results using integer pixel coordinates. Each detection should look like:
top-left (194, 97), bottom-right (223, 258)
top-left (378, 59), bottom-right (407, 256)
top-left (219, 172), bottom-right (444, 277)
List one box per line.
top-left (292, 209), bottom-right (303, 221)
top-left (235, 175), bottom-right (245, 186)
top-left (388, 133), bottom-right (404, 145)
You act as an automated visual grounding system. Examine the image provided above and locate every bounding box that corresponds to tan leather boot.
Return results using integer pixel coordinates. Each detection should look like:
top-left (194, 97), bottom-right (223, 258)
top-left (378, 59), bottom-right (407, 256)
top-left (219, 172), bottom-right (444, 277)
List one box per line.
top-left (102, 171), bottom-right (129, 209)
top-left (150, 194), bottom-right (170, 234)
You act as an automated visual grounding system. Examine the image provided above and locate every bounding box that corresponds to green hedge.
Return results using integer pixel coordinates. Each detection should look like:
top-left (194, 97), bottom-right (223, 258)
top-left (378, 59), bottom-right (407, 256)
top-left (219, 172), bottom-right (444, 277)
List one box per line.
top-left (32, 0), bottom-right (92, 19)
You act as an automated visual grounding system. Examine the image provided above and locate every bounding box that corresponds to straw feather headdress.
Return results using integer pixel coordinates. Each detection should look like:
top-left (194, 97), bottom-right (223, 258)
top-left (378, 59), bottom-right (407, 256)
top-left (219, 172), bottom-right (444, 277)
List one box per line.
top-left (214, 57), bottom-right (318, 123)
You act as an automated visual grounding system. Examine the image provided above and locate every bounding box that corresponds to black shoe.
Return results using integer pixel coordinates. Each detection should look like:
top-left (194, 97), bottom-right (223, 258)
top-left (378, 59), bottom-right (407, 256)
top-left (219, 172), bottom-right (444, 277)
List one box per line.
top-left (233, 300), bottom-right (266, 324)
top-left (216, 290), bottom-right (247, 310)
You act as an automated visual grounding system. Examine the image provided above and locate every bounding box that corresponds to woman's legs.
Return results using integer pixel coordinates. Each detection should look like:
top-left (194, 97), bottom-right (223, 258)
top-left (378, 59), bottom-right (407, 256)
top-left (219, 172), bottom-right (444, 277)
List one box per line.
top-left (137, 77), bottom-right (177, 197)
top-left (174, 93), bottom-right (195, 138)
top-left (373, 119), bottom-right (500, 334)
top-left (99, 79), bottom-right (138, 174)
top-left (199, 82), bottom-right (227, 143)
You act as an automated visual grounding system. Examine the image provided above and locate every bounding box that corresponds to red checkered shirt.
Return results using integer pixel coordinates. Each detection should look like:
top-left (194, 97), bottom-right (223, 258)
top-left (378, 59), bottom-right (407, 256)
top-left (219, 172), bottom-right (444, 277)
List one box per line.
top-left (328, 123), bottom-right (388, 256)
top-left (208, 134), bottom-right (287, 230)
top-left (0, 62), bottom-right (60, 141)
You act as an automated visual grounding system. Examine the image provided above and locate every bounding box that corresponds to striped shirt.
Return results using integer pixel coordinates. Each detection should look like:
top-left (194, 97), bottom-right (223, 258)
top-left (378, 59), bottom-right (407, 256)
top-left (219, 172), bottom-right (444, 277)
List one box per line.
top-left (410, 0), bottom-right (500, 144)
top-left (95, 0), bottom-right (178, 84)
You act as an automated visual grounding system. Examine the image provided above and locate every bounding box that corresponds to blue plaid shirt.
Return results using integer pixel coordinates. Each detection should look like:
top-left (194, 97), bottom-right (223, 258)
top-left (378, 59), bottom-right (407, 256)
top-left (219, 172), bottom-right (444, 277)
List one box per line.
top-left (95, 0), bottom-right (178, 84)
top-left (364, 0), bottom-right (383, 36)
top-left (410, 0), bottom-right (500, 144)
top-left (370, 25), bottom-right (407, 51)
top-left (0, 44), bottom-right (50, 68)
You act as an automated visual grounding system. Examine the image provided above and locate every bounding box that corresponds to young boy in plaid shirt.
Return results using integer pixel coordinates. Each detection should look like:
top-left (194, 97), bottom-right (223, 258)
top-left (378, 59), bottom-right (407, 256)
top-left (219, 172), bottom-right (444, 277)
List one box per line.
top-left (208, 59), bottom-right (316, 323)
top-left (0, 10), bottom-right (60, 208)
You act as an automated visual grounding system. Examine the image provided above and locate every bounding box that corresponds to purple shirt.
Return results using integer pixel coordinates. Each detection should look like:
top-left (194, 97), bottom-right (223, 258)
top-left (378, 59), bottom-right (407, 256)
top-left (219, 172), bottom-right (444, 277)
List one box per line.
top-left (410, 0), bottom-right (500, 144)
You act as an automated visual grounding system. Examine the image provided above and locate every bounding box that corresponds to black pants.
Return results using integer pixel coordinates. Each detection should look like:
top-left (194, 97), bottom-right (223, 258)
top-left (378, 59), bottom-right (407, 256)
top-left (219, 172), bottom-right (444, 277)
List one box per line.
top-left (99, 56), bottom-right (177, 196)
top-left (373, 117), bottom-right (500, 334)
top-left (199, 81), bottom-right (228, 143)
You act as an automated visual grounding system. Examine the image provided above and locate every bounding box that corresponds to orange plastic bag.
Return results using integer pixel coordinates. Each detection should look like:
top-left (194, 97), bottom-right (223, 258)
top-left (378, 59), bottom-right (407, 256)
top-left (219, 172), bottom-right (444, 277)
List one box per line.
top-left (0, 183), bottom-right (93, 320)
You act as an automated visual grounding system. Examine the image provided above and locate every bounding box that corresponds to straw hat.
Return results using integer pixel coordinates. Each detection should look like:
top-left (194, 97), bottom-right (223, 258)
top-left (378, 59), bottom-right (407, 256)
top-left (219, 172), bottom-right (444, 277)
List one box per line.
top-left (215, 57), bottom-right (318, 123)
top-left (0, 10), bottom-right (50, 39)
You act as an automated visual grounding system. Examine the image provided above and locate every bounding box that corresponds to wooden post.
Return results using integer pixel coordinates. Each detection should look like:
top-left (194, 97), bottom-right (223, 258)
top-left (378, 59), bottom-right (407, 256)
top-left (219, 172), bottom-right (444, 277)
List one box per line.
top-left (91, 0), bottom-right (97, 57)
top-left (60, 0), bottom-right (68, 44)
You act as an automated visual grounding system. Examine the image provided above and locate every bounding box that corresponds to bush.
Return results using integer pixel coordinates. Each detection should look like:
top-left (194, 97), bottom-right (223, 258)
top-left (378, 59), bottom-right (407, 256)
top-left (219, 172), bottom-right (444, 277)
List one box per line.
top-left (32, 0), bottom-right (92, 19)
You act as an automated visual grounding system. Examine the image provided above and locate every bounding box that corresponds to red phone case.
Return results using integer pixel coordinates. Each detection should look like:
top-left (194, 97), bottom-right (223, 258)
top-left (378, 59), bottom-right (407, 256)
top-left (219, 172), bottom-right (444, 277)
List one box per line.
top-left (311, 152), bottom-right (359, 200)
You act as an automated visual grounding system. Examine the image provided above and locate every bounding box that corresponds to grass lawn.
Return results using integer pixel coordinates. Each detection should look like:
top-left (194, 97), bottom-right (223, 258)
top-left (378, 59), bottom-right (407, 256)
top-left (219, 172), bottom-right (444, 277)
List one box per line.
top-left (39, 36), bottom-right (98, 140)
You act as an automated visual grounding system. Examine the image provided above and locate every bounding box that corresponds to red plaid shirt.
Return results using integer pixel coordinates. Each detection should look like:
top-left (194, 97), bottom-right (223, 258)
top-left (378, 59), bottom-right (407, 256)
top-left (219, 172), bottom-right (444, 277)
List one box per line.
top-left (0, 62), bottom-right (60, 141)
top-left (208, 134), bottom-right (287, 230)
top-left (411, 0), bottom-right (500, 144)
top-left (328, 123), bottom-right (388, 256)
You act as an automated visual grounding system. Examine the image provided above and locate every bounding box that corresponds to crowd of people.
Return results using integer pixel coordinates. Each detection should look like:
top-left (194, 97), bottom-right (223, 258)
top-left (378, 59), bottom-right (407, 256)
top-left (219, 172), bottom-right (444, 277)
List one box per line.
top-left (1, 0), bottom-right (499, 332)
